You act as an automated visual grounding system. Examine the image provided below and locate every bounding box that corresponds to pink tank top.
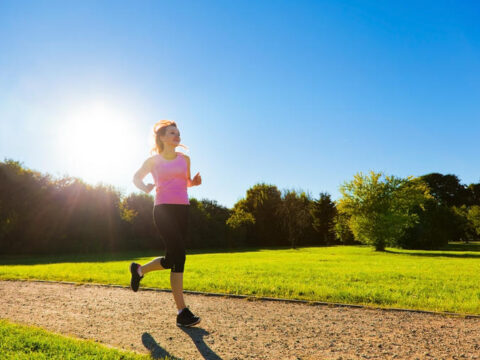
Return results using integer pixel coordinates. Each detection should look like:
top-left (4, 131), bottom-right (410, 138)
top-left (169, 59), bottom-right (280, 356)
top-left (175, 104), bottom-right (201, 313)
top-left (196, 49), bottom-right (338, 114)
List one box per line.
top-left (151, 152), bottom-right (190, 205)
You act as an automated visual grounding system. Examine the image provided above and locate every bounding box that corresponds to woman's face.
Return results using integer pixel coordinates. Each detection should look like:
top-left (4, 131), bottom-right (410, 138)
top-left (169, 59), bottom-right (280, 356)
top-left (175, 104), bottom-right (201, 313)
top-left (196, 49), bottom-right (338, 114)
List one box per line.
top-left (160, 125), bottom-right (181, 146)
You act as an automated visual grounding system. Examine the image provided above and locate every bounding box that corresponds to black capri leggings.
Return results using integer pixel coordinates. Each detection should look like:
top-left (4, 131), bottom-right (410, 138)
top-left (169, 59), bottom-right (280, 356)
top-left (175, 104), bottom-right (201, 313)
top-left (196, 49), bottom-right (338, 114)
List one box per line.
top-left (153, 204), bottom-right (189, 273)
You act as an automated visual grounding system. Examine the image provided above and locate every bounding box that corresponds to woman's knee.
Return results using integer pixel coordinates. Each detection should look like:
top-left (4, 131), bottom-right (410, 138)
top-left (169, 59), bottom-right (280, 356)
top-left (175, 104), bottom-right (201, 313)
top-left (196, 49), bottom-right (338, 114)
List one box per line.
top-left (171, 252), bottom-right (186, 273)
top-left (161, 251), bottom-right (185, 272)
top-left (159, 256), bottom-right (172, 269)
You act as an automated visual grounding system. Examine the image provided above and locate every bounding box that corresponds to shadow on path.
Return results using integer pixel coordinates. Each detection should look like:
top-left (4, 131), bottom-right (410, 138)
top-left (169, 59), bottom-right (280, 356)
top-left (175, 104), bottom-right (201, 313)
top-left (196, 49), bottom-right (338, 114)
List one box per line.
top-left (142, 328), bottom-right (223, 360)
top-left (141, 332), bottom-right (182, 360)
top-left (179, 326), bottom-right (223, 360)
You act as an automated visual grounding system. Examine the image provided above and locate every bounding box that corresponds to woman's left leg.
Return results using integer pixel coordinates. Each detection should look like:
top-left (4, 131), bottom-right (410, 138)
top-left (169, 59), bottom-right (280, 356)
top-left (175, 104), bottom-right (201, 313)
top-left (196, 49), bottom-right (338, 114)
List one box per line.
top-left (170, 272), bottom-right (186, 311)
top-left (140, 257), bottom-right (165, 275)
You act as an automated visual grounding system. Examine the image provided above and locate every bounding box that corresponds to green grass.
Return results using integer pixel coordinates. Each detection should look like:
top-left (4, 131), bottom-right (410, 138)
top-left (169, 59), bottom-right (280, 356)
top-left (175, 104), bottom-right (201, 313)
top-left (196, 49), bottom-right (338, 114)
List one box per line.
top-left (1, 243), bottom-right (480, 315)
top-left (0, 319), bottom-right (156, 359)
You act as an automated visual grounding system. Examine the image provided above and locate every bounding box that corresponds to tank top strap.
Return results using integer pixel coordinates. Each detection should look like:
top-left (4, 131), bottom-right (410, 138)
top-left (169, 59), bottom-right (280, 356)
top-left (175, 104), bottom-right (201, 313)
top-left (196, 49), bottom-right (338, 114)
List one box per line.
top-left (175, 152), bottom-right (187, 163)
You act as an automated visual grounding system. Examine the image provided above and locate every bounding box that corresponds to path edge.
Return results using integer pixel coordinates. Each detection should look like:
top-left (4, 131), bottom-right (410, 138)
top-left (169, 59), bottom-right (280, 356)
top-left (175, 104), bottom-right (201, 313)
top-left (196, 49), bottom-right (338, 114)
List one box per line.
top-left (4, 278), bottom-right (479, 319)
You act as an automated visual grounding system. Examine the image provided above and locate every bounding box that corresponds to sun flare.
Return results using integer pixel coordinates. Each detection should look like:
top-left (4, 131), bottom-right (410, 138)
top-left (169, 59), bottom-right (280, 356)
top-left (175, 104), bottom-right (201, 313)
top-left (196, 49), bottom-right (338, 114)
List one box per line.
top-left (57, 101), bottom-right (141, 186)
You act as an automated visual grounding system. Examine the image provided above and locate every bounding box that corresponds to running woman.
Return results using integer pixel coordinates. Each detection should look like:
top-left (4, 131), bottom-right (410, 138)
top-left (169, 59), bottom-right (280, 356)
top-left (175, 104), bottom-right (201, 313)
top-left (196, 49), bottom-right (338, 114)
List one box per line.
top-left (130, 120), bottom-right (202, 327)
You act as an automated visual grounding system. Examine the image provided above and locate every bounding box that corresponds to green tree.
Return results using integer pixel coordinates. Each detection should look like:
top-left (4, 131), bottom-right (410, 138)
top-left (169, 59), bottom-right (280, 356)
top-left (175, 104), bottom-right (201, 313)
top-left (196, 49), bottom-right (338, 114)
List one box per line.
top-left (338, 171), bottom-right (431, 251)
top-left (420, 173), bottom-right (468, 207)
top-left (226, 204), bottom-right (255, 247)
top-left (468, 205), bottom-right (480, 238)
top-left (466, 183), bottom-right (480, 206)
top-left (398, 199), bottom-right (460, 249)
top-left (310, 192), bottom-right (337, 245)
top-left (278, 189), bottom-right (312, 248)
top-left (0, 159), bottom-right (127, 254)
top-left (334, 211), bottom-right (356, 244)
top-left (120, 193), bottom-right (157, 250)
top-left (188, 198), bottom-right (231, 248)
top-left (231, 183), bottom-right (284, 246)
top-left (452, 205), bottom-right (480, 242)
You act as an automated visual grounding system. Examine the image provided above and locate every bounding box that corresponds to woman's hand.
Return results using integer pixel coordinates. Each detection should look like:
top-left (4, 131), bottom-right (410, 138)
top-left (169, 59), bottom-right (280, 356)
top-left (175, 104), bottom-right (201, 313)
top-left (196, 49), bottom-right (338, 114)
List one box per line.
top-left (145, 183), bottom-right (155, 193)
top-left (191, 172), bottom-right (202, 186)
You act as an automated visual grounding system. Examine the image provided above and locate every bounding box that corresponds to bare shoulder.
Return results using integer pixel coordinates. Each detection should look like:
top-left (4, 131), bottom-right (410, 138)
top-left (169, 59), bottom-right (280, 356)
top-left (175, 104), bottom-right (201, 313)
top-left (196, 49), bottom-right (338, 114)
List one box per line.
top-left (180, 153), bottom-right (190, 163)
top-left (143, 155), bottom-right (158, 170)
top-left (134, 155), bottom-right (157, 178)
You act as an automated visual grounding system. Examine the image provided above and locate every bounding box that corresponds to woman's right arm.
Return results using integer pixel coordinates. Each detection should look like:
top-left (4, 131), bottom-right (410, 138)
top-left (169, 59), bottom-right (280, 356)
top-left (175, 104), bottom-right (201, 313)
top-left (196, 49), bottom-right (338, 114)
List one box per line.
top-left (133, 157), bottom-right (155, 193)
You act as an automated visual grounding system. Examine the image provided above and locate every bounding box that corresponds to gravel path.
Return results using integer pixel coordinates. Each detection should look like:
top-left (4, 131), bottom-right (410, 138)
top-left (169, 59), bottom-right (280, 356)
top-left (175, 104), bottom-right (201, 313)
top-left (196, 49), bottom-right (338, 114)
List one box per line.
top-left (1, 280), bottom-right (479, 360)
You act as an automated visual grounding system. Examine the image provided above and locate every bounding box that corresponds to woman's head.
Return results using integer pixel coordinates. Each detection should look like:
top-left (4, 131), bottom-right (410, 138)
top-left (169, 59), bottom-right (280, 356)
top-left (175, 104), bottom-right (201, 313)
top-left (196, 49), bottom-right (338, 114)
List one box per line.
top-left (151, 120), bottom-right (187, 154)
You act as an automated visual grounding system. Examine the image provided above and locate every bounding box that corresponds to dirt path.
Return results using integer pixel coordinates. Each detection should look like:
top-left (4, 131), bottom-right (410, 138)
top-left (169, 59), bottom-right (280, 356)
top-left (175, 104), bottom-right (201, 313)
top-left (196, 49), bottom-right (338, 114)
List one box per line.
top-left (1, 280), bottom-right (479, 360)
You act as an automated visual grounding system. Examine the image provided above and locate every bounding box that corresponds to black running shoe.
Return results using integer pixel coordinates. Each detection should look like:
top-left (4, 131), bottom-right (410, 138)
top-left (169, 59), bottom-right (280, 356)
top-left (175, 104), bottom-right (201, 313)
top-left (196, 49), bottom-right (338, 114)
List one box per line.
top-left (129, 262), bottom-right (143, 292)
top-left (176, 307), bottom-right (201, 327)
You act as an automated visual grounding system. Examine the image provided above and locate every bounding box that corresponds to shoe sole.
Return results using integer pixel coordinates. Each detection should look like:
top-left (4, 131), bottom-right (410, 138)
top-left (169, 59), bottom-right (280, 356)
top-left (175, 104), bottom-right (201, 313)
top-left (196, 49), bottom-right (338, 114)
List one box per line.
top-left (129, 263), bottom-right (138, 274)
top-left (129, 263), bottom-right (141, 292)
top-left (176, 318), bottom-right (201, 327)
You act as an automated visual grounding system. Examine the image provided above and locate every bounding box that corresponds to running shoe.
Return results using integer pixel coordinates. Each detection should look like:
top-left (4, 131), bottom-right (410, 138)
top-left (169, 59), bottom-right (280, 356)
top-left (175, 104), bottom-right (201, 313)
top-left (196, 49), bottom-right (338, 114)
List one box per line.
top-left (129, 262), bottom-right (143, 292)
top-left (176, 307), bottom-right (201, 327)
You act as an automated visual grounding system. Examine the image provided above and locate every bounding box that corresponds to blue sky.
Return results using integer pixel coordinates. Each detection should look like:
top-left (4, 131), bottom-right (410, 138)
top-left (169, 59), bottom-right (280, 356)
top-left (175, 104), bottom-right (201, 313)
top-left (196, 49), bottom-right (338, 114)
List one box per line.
top-left (1, 0), bottom-right (479, 208)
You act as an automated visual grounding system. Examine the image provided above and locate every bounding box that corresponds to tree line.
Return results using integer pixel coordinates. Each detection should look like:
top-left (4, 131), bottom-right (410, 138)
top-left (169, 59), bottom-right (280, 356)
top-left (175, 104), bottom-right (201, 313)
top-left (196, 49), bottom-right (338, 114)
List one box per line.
top-left (1, 159), bottom-right (479, 255)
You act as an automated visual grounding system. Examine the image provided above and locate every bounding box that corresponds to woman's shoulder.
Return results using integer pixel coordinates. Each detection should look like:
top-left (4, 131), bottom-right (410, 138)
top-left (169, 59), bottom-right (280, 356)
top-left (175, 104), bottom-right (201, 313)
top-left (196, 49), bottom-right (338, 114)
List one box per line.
top-left (148, 154), bottom-right (161, 161)
top-left (145, 154), bottom-right (160, 166)
top-left (177, 152), bottom-right (190, 161)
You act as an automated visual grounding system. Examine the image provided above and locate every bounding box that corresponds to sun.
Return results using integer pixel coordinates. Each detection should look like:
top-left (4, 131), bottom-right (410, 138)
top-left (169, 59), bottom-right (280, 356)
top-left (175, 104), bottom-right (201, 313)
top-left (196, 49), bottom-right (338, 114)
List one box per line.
top-left (57, 100), bottom-right (141, 187)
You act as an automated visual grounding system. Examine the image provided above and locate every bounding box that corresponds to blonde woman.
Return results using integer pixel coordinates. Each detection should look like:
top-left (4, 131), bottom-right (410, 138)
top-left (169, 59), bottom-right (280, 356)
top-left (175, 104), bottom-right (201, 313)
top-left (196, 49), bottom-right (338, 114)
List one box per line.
top-left (130, 120), bottom-right (202, 327)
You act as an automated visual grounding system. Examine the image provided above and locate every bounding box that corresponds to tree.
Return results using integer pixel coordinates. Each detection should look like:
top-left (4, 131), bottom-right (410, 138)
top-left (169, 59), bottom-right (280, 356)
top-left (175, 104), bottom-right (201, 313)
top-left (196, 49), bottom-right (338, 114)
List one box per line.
top-left (188, 198), bottom-right (231, 248)
top-left (310, 192), bottom-right (338, 245)
top-left (232, 183), bottom-right (284, 246)
top-left (466, 183), bottom-right (480, 207)
top-left (226, 204), bottom-right (255, 247)
top-left (276, 190), bottom-right (312, 248)
top-left (337, 171), bottom-right (431, 251)
top-left (334, 211), bottom-right (356, 245)
top-left (0, 158), bottom-right (234, 254)
top-left (120, 193), bottom-right (157, 250)
top-left (397, 199), bottom-right (460, 249)
top-left (452, 205), bottom-right (480, 242)
top-left (468, 205), bottom-right (480, 239)
top-left (420, 173), bottom-right (468, 207)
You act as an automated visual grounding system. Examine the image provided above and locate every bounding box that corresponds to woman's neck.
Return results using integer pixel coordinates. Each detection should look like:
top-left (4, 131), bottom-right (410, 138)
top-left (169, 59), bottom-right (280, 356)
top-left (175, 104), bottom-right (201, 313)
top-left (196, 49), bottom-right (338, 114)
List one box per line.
top-left (161, 146), bottom-right (177, 159)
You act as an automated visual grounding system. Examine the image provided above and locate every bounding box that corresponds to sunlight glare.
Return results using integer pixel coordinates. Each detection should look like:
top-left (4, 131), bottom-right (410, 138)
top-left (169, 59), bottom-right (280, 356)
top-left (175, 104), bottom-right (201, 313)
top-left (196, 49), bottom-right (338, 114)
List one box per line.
top-left (57, 100), bottom-right (143, 187)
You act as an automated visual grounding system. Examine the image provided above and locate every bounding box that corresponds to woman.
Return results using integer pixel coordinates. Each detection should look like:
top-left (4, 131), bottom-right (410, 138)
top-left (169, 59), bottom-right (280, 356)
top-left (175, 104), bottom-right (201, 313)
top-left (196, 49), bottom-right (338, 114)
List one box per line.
top-left (130, 120), bottom-right (202, 327)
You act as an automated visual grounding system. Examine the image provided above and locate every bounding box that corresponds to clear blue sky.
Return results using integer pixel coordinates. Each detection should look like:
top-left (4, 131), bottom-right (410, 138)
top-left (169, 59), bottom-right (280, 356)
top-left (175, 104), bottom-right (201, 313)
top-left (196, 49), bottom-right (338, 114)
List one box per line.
top-left (1, 0), bottom-right (479, 208)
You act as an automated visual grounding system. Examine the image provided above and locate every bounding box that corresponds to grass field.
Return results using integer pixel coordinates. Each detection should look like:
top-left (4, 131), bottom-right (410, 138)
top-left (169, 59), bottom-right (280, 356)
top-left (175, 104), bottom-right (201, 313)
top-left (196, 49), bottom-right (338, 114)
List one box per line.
top-left (0, 319), bottom-right (159, 360)
top-left (1, 243), bottom-right (480, 315)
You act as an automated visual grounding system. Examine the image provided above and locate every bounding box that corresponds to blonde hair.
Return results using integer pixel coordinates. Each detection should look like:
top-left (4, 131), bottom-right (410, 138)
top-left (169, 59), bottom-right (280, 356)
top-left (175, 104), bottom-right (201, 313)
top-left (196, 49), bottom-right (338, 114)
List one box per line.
top-left (150, 120), bottom-right (188, 155)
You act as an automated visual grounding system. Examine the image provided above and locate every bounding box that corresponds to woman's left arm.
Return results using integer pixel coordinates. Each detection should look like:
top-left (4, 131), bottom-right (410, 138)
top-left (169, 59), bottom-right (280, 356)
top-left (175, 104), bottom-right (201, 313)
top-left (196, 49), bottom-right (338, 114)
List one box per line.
top-left (184, 155), bottom-right (202, 187)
